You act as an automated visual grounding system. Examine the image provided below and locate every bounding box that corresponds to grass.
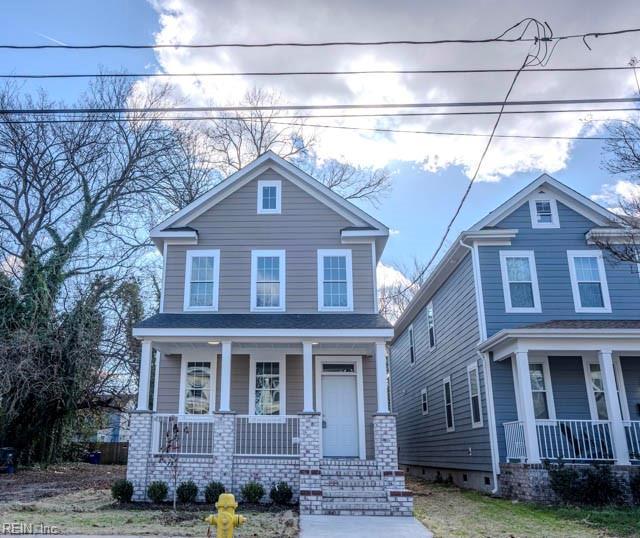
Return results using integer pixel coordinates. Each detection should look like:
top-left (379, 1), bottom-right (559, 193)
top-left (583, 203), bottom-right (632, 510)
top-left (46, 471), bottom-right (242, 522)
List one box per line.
top-left (408, 475), bottom-right (640, 537)
top-left (0, 488), bottom-right (298, 537)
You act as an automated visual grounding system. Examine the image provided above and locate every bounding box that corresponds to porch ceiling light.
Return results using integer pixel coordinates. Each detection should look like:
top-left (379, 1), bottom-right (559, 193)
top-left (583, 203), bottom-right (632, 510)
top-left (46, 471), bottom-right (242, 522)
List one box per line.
top-left (208, 341), bottom-right (220, 345)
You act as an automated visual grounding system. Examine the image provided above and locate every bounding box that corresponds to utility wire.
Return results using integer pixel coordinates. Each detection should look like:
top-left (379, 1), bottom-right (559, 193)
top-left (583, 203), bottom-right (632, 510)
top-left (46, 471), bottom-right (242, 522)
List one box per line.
top-left (1, 65), bottom-right (636, 79)
top-left (2, 97), bottom-right (639, 116)
top-left (1, 26), bottom-right (638, 49)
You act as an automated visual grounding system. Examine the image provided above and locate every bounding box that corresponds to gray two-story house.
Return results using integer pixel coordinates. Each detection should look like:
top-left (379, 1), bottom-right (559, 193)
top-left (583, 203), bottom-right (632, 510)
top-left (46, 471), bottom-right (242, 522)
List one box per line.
top-left (127, 151), bottom-right (412, 516)
top-left (390, 174), bottom-right (640, 500)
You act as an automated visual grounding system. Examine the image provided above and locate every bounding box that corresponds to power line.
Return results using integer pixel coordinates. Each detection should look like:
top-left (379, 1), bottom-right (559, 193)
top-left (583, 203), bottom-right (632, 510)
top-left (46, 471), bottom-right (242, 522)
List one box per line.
top-left (2, 97), bottom-right (639, 116)
top-left (1, 26), bottom-right (638, 50)
top-left (1, 65), bottom-right (636, 79)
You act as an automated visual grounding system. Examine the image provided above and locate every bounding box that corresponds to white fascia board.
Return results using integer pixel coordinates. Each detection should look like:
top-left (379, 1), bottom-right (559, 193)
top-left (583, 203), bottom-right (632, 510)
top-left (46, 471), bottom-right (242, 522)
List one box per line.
top-left (149, 230), bottom-right (198, 250)
top-left (461, 229), bottom-right (518, 245)
top-left (469, 174), bottom-right (619, 231)
top-left (586, 228), bottom-right (639, 245)
top-left (132, 327), bottom-right (394, 339)
top-left (150, 151), bottom-right (388, 237)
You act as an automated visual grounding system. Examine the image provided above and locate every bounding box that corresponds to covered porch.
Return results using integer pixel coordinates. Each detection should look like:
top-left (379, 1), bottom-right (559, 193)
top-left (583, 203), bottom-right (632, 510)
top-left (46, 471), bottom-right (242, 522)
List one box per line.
top-left (480, 321), bottom-right (640, 465)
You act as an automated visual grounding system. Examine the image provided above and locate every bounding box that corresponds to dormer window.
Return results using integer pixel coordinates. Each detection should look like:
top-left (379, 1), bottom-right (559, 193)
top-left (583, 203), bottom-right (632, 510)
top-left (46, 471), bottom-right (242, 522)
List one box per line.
top-left (257, 180), bottom-right (281, 214)
top-left (529, 195), bottom-right (559, 228)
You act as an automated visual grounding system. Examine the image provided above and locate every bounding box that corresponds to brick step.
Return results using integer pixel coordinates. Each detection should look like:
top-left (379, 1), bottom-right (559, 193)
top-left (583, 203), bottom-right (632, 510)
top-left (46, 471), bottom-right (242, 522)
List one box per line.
top-left (321, 469), bottom-right (382, 477)
top-left (321, 500), bottom-right (391, 514)
top-left (323, 489), bottom-right (387, 499)
top-left (321, 479), bottom-right (386, 488)
top-left (321, 459), bottom-right (377, 467)
top-left (323, 509), bottom-right (394, 516)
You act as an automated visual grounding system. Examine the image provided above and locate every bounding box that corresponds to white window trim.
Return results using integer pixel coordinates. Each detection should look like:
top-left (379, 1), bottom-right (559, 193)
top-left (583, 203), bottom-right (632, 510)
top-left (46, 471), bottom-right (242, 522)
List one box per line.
top-left (426, 302), bottom-right (436, 349)
top-left (183, 249), bottom-right (220, 312)
top-left (567, 250), bottom-right (612, 313)
top-left (581, 356), bottom-right (629, 421)
top-left (513, 357), bottom-right (556, 421)
top-left (178, 356), bottom-right (217, 415)
top-left (408, 324), bottom-right (415, 365)
top-left (251, 249), bottom-right (286, 312)
top-left (467, 363), bottom-right (484, 428)
top-left (317, 249), bottom-right (354, 312)
top-left (443, 376), bottom-right (455, 432)
top-left (248, 355), bottom-right (287, 416)
top-left (528, 195), bottom-right (560, 229)
top-left (420, 387), bottom-right (429, 416)
top-left (499, 250), bottom-right (542, 313)
top-left (257, 179), bottom-right (281, 214)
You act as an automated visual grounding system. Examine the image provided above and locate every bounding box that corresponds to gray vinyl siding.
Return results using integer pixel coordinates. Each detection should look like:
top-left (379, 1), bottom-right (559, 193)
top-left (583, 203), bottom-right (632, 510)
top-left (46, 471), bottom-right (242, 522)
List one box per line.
top-left (480, 201), bottom-right (640, 337)
top-left (548, 357), bottom-right (591, 420)
top-left (620, 357), bottom-right (640, 420)
top-left (156, 354), bottom-right (180, 413)
top-left (162, 170), bottom-right (375, 314)
top-left (390, 254), bottom-right (492, 472)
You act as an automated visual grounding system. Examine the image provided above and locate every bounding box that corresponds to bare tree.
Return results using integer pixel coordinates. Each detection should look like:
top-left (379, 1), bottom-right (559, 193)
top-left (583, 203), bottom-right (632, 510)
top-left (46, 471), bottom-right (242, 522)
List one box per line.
top-left (378, 259), bottom-right (425, 323)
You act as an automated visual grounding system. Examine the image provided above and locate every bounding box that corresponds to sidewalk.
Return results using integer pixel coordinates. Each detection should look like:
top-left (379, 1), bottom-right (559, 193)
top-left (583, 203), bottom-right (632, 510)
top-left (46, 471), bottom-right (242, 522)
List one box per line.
top-left (300, 515), bottom-right (432, 538)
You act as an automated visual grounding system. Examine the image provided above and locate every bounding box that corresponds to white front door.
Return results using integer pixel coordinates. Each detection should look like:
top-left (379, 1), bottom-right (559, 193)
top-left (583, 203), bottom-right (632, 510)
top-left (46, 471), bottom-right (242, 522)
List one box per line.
top-left (321, 372), bottom-right (359, 457)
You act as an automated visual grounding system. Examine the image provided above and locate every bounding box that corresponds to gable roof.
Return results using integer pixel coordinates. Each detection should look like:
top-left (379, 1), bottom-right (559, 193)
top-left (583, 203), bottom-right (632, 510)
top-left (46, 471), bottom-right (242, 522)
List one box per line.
top-left (150, 151), bottom-right (388, 251)
top-left (469, 173), bottom-right (620, 230)
top-left (392, 173), bottom-right (621, 341)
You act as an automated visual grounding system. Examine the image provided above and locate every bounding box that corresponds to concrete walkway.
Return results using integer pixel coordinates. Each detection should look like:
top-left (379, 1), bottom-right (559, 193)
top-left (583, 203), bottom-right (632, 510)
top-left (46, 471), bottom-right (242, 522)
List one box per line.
top-left (300, 515), bottom-right (432, 538)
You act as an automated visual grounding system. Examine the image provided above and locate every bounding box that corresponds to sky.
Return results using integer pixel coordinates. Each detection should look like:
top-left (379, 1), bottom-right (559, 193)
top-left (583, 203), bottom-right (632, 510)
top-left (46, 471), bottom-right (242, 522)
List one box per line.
top-left (1, 0), bottom-right (639, 287)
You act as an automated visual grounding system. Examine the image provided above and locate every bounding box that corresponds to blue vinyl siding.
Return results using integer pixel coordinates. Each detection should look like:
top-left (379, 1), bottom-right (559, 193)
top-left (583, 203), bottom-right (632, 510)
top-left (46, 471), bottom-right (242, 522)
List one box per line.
top-left (479, 201), bottom-right (640, 337)
top-left (620, 357), bottom-right (640, 420)
top-left (490, 357), bottom-right (518, 462)
top-left (390, 254), bottom-right (493, 472)
top-left (548, 357), bottom-right (591, 420)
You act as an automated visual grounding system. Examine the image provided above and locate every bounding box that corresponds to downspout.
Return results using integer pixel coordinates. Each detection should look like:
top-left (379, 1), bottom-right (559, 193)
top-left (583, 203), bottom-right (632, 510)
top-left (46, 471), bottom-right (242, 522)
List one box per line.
top-left (460, 238), bottom-right (500, 494)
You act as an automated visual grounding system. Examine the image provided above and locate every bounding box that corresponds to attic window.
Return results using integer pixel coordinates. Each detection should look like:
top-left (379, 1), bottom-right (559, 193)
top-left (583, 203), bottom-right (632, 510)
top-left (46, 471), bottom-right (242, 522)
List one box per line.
top-left (529, 195), bottom-right (559, 228)
top-left (257, 180), bottom-right (281, 214)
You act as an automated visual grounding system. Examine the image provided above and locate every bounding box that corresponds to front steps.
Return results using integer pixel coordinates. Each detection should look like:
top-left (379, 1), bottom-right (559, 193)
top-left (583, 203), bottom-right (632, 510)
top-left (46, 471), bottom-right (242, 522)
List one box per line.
top-left (318, 459), bottom-right (411, 516)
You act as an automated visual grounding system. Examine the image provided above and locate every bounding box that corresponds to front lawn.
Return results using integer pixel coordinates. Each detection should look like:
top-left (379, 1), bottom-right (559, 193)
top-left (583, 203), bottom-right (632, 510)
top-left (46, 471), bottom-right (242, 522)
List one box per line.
top-left (409, 475), bottom-right (640, 537)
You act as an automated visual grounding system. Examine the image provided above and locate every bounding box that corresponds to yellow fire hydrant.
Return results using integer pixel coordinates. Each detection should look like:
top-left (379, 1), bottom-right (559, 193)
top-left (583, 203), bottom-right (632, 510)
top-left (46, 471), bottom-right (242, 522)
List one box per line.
top-left (204, 493), bottom-right (247, 538)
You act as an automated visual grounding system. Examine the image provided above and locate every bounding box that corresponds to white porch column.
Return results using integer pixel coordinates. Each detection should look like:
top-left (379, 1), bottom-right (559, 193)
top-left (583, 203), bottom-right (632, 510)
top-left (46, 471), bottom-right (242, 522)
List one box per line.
top-left (375, 342), bottom-right (390, 413)
top-left (598, 350), bottom-right (630, 465)
top-left (303, 341), bottom-right (314, 412)
top-left (514, 350), bottom-right (541, 463)
top-left (219, 340), bottom-right (232, 412)
top-left (136, 340), bottom-right (153, 410)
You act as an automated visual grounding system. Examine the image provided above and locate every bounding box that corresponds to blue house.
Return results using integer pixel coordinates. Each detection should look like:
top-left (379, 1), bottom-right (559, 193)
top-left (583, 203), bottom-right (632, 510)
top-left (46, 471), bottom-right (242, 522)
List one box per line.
top-left (389, 174), bottom-right (640, 500)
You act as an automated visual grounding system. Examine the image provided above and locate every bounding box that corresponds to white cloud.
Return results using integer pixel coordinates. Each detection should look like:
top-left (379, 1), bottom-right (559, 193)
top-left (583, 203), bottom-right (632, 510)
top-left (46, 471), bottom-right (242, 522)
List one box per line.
top-left (389, 228), bottom-right (400, 236)
top-left (147, 0), bottom-right (639, 180)
top-left (591, 179), bottom-right (640, 212)
top-left (377, 262), bottom-right (410, 290)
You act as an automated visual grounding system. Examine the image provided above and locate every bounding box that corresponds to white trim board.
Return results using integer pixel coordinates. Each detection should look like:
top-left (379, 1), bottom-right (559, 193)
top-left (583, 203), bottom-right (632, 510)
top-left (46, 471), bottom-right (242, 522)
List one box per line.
top-left (499, 250), bottom-right (542, 314)
top-left (248, 354), bottom-right (287, 415)
top-left (314, 355), bottom-right (367, 460)
top-left (566, 249), bottom-right (612, 314)
top-left (183, 249), bottom-right (221, 312)
top-left (178, 352), bottom-right (218, 414)
top-left (466, 362), bottom-right (484, 429)
top-left (581, 355), bottom-right (630, 421)
top-left (250, 249), bottom-right (286, 312)
top-left (317, 249), bottom-right (354, 312)
top-left (257, 179), bottom-right (282, 214)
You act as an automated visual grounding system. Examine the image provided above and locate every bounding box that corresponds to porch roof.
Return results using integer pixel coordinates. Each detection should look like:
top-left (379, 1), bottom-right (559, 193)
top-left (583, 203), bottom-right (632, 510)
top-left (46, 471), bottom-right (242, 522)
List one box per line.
top-left (478, 319), bottom-right (640, 359)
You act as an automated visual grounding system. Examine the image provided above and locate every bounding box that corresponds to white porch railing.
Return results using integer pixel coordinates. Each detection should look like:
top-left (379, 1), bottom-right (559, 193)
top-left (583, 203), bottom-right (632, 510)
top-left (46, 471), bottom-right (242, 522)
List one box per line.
top-left (504, 420), bottom-right (615, 462)
top-left (234, 415), bottom-right (300, 457)
top-left (152, 414), bottom-right (215, 455)
top-left (504, 421), bottom-right (527, 461)
top-left (624, 421), bottom-right (640, 460)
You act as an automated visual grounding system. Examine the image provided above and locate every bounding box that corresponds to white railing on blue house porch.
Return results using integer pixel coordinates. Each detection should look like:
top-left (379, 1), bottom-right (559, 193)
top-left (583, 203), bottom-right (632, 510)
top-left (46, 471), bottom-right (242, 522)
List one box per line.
top-left (151, 414), bottom-right (215, 455)
top-left (234, 415), bottom-right (300, 457)
top-left (504, 420), bottom-right (616, 462)
top-left (624, 421), bottom-right (640, 460)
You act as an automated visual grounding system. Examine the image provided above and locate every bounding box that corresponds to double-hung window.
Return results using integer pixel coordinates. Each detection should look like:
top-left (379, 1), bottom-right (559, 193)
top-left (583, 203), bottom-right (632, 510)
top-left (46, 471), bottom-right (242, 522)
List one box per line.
top-left (499, 250), bottom-right (541, 313)
top-left (467, 363), bottom-right (483, 428)
top-left (583, 358), bottom-right (629, 421)
top-left (426, 302), bottom-right (436, 348)
top-left (529, 196), bottom-right (559, 228)
top-left (257, 180), bottom-right (281, 214)
top-left (317, 249), bottom-right (353, 311)
top-left (249, 358), bottom-right (285, 415)
top-left (251, 250), bottom-right (285, 311)
top-left (528, 362), bottom-right (554, 420)
top-left (420, 387), bottom-right (428, 415)
top-left (184, 250), bottom-right (220, 311)
top-left (443, 376), bottom-right (455, 431)
top-left (408, 325), bottom-right (415, 365)
top-left (180, 360), bottom-right (215, 414)
top-left (567, 250), bottom-right (611, 313)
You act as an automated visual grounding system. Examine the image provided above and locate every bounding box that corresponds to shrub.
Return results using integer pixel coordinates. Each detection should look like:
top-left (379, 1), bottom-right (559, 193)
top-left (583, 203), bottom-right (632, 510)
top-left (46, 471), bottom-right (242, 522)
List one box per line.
top-left (241, 481), bottom-right (265, 503)
top-left (176, 481), bottom-right (199, 503)
top-left (147, 481), bottom-right (168, 504)
top-left (270, 481), bottom-right (293, 505)
top-left (630, 473), bottom-right (640, 505)
top-left (205, 481), bottom-right (226, 504)
top-left (111, 479), bottom-right (134, 503)
top-left (550, 463), bottom-right (622, 506)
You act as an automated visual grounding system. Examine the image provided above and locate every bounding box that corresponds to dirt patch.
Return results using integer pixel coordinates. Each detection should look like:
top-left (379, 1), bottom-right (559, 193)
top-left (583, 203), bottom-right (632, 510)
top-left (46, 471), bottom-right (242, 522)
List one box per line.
top-left (0, 463), bottom-right (125, 502)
